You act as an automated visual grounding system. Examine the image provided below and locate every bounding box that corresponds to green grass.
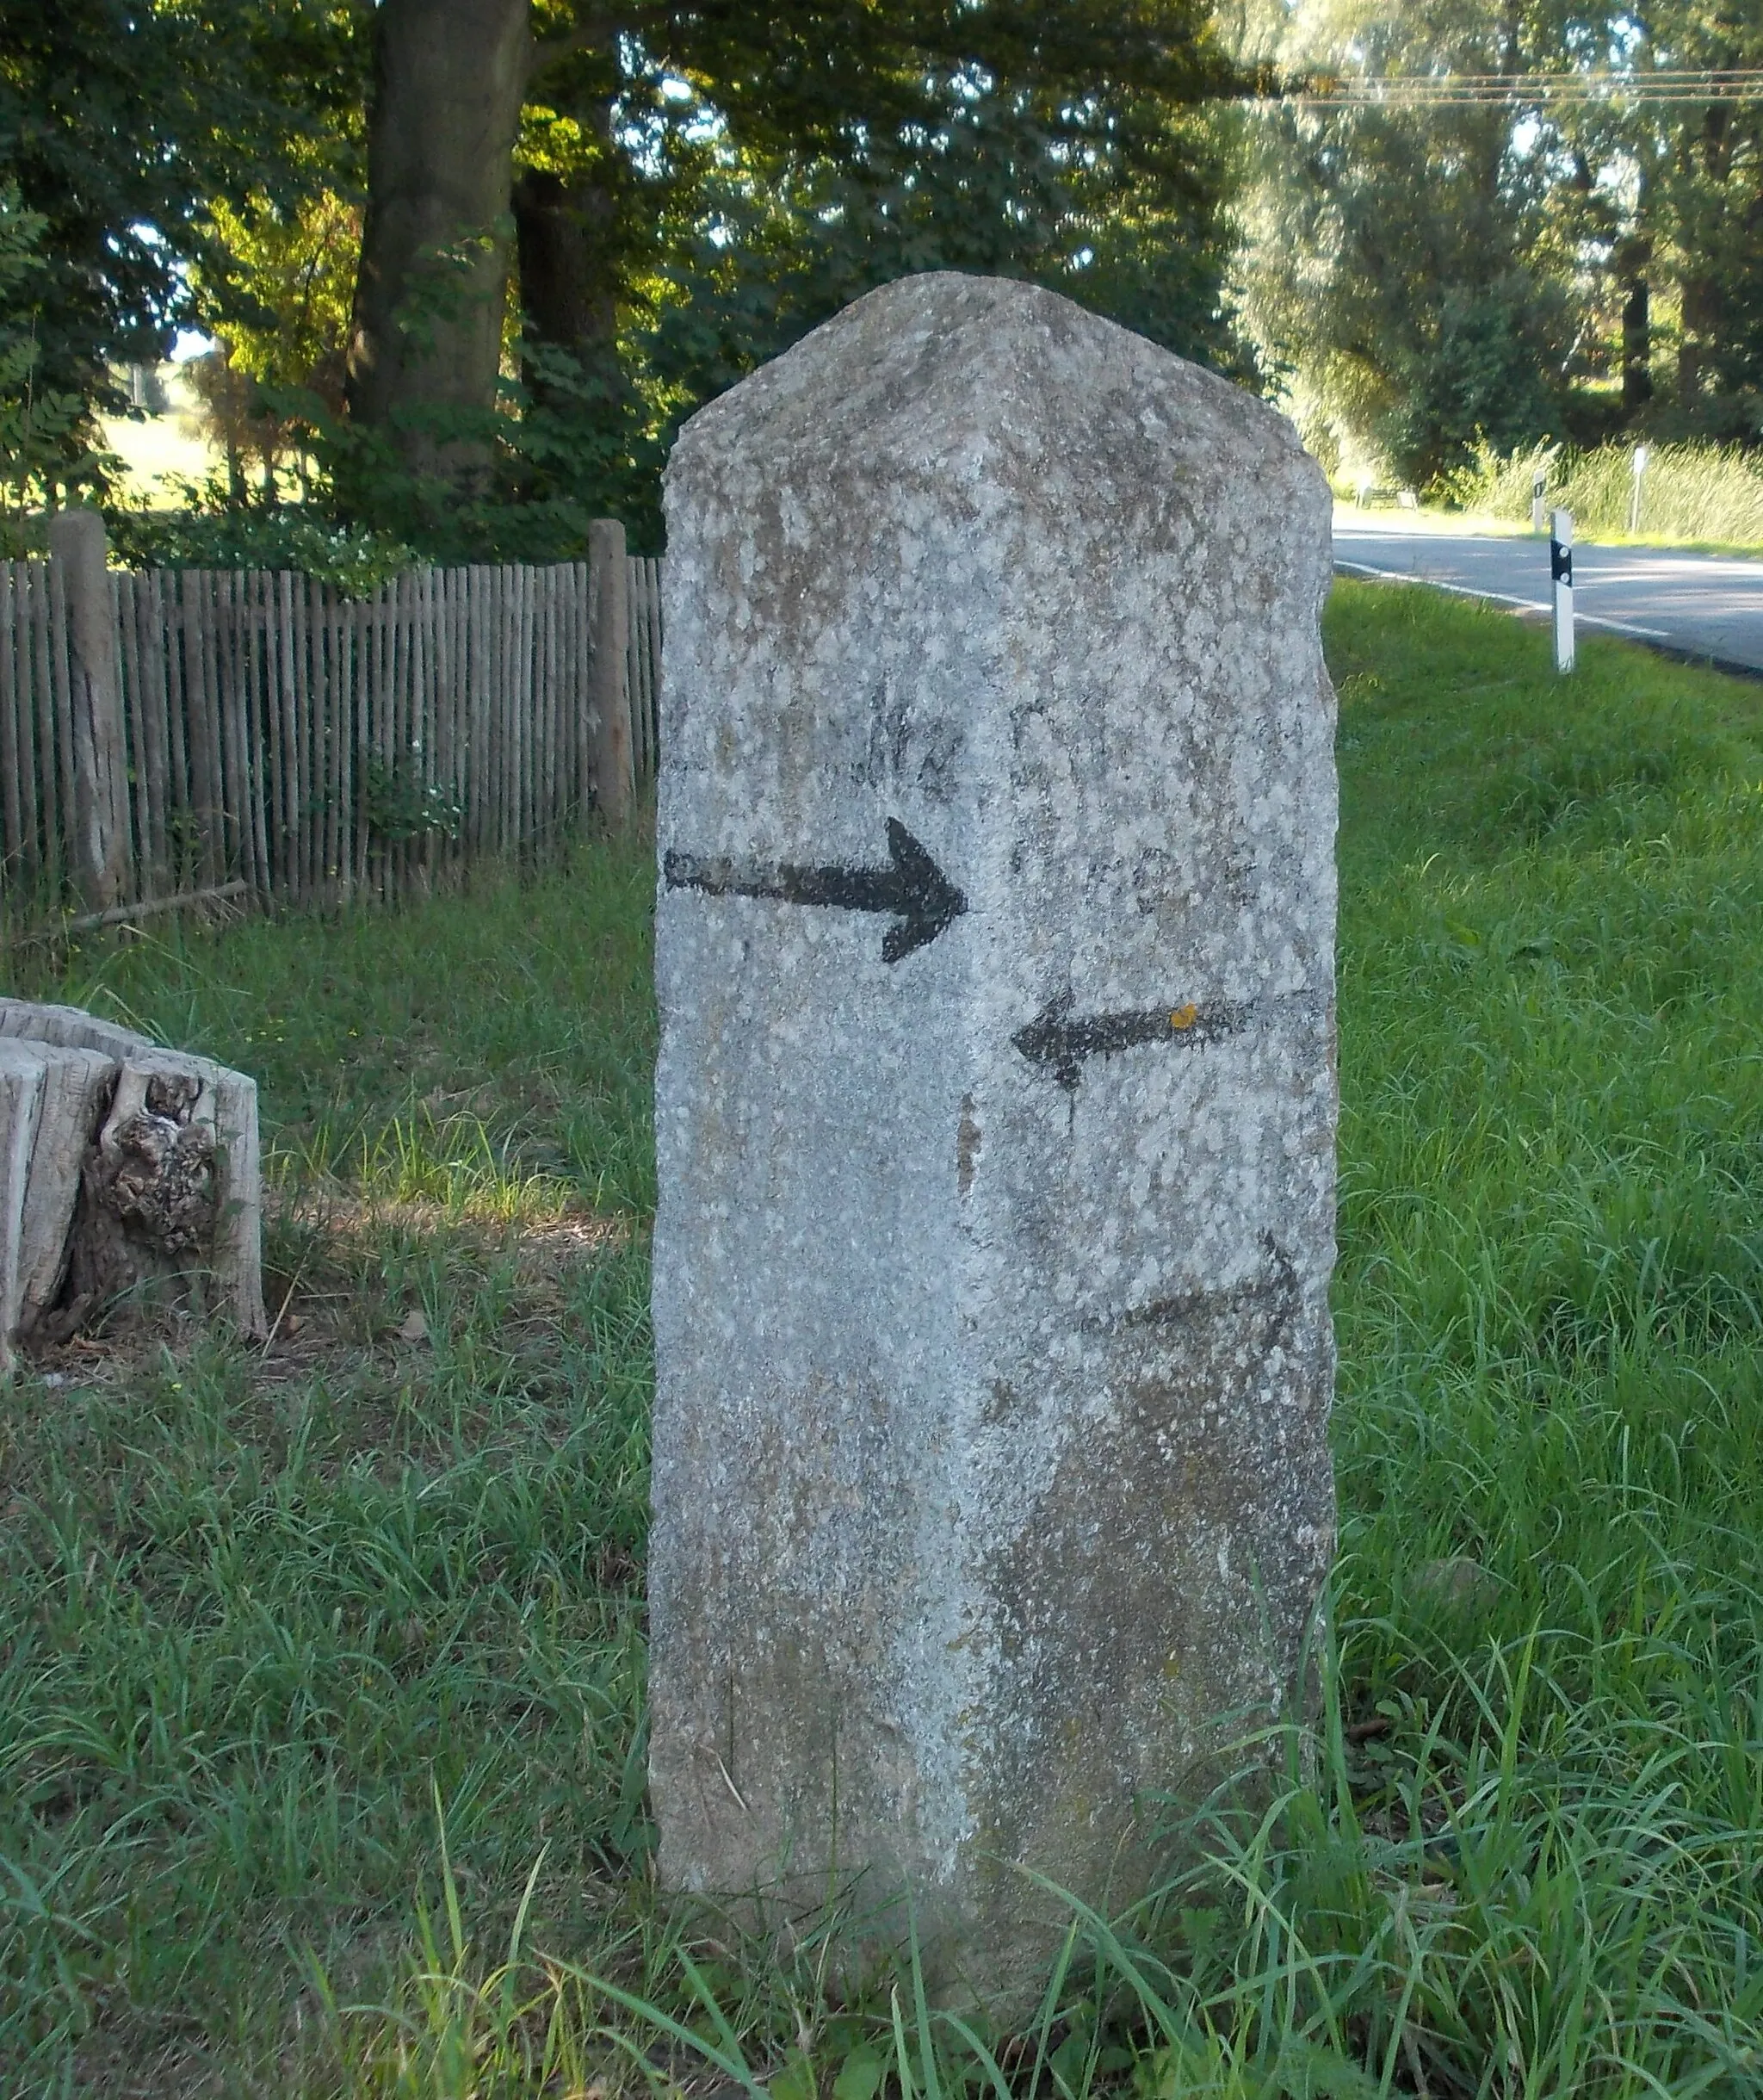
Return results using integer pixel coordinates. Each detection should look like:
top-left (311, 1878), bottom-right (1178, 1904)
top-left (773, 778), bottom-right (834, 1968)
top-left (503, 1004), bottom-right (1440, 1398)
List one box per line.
top-left (1443, 437), bottom-right (1763, 551)
top-left (6, 582), bottom-right (1763, 2094)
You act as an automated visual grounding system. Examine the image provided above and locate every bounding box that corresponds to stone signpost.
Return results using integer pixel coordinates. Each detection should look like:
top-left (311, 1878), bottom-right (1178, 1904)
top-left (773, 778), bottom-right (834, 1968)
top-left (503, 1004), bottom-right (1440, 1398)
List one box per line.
top-left (649, 272), bottom-right (1338, 2011)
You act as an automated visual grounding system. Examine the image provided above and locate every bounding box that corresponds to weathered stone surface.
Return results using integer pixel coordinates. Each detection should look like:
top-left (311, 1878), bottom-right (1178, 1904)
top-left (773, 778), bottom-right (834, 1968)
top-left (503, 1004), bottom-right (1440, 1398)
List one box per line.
top-left (649, 272), bottom-right (1337, 2011)
top-left (0, 1000), bottom-right (266, 1358)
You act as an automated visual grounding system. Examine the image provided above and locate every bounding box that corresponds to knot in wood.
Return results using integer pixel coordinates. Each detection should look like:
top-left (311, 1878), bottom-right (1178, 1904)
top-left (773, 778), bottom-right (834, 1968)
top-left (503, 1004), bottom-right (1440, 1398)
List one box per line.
top-left (106, 1111), bottom-right (216, 1255)
top-left (144, 1072), bottom-right (202, 1122)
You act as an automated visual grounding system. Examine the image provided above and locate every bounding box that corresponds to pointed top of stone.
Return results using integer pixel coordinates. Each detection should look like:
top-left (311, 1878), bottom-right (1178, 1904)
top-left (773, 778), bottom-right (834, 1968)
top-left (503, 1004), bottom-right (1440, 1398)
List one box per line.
top-left (667, 269), bottom-right (1313, 500)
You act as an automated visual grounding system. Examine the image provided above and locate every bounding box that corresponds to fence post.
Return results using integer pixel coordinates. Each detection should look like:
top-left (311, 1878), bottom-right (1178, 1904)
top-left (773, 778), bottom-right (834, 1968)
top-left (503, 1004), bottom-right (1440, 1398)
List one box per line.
top-left (47, 508), bottom-right (131, 910)
top-left (588, 518), bottom-right (632, 828)
top-left (1550, 508), bottom-right (1575, 673)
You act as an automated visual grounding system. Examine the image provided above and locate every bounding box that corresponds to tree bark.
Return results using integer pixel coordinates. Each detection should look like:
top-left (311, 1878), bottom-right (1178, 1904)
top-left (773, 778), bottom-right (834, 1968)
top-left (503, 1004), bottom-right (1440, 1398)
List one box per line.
top-left (1617, 236), bottom-right (1651, 414)
top-left (1679, 274), bottom-right (1721, 410)
top-left (512, 167), bottom-right (621, 373)
top-left (346, 0), bottom-right (535, 491)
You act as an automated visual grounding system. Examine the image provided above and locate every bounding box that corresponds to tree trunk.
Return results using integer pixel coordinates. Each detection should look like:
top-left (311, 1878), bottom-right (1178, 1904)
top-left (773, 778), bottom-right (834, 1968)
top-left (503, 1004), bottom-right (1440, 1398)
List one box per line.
top-left (1679, 274), bottom-right (1721, 410)
top-left (1618, 237), bottom-right (1651, 414)
top-left (346, 0), bottom-right (535, 492)
top-left (512, 167), bottom-right (622, 374)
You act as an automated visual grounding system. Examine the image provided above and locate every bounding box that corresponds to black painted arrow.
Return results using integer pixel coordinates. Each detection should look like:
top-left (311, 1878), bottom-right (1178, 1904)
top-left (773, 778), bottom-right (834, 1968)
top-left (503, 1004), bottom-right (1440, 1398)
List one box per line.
top-left (1013, 989), bottom-right (1253, 1093)
top-left (664, 817), bottom-right (966, 963)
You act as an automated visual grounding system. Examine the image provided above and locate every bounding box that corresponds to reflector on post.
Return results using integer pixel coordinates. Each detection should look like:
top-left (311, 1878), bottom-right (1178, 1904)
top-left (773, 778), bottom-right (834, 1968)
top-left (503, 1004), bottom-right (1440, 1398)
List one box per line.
top-left (1551, 509), bottom-right (1575, 673)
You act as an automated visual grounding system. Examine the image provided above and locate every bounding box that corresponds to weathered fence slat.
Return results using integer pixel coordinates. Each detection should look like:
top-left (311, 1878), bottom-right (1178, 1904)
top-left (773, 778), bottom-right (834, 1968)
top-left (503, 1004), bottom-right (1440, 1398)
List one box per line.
top-left (0, 567), bottom-right (22, 883)
top-left (353, 584), bottom-right (374, 895)
top-left (416, 566), bottom-right (434, 891)
top-left (330, 576), bottom-right (348, 902)
top-left (270, 570), bottom-right (292, 897)
top-left (433, 569), bottom-right (453, 877)
top-left (212, 573), bottom-right (233, 885)
top-left (163, 576), bottom-right (189, 888)
top-left (541, 565), bottom-right (554, 839)
top-left (521, 563), bottom-right (536, 855)
top-left (302, 576), bottom-right (320, 901)
top-left (625, 561), bottom-right (644, 782)
top-left (182, 569), bottom-right (206, 888)
top-left (41, 561), bottom-right (71, 893)
top-left (246, 573), bottom-right (273, 895)
top-left (497, 565), bottom-right (514, 856)
top-left (646, 555), bottom-right (664, 768)
top-left (140, 570), bottom-right (172, 889)
top-left (27, 562), bottom-right (47, 884)
top-left (407, 568), bottom-right (421, 886)
top-left (197, 573), bottom-right (227, 886)
top-left (220, 572), bottom-right (248, 886)
top-left (204, 572), bottom-right (229, 885)
top-left (114, 573), bottom-right (145, 888)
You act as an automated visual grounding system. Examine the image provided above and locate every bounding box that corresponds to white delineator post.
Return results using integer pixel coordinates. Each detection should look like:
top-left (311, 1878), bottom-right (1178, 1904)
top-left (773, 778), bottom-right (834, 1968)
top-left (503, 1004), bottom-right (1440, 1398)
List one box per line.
top-left (1629, 443), bottom-right (1650, 535)
top-left (648, 273), bottom-right (1339, 2014)
top-left (1531, 468), bottom-right (1548, 534)
top-left (1551, 507), bottom-right (1575, 672)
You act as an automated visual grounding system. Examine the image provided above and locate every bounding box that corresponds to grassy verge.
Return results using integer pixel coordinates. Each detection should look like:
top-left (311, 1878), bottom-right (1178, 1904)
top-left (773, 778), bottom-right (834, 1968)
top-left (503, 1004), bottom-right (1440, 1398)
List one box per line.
top-left (0, 853), bottom-right (661, 2094)
top-left (1440, 437), bottom-right (1763, 552)
top-left (5, 581), bottom-right (1763, 2093)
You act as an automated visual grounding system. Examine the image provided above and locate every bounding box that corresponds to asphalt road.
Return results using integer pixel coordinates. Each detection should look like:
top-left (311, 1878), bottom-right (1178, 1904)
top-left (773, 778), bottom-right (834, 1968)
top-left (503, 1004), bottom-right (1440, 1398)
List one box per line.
top-left (1333, 512), bottom-right (1763, 675)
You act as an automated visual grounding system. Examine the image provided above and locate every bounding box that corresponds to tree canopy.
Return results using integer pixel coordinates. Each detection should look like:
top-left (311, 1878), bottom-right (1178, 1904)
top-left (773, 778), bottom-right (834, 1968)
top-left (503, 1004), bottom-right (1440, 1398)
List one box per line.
top-left (3, 0), bottom-right (1760, 549)
top-left (1238, 0), bottom-right (1763, 483)
top-left (1, 0), bottom-right (1251, 550)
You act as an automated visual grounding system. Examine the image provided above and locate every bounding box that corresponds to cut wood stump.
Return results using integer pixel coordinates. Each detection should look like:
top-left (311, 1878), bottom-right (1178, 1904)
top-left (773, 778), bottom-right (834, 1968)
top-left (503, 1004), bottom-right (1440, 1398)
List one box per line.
top-left (0, 1000), bottom-right (266, 1374)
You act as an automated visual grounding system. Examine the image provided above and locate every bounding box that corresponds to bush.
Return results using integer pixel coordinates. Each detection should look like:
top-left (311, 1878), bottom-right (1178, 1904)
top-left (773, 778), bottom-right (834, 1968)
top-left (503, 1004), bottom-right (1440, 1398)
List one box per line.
top-left (102, 503), bottom-right (417, 593)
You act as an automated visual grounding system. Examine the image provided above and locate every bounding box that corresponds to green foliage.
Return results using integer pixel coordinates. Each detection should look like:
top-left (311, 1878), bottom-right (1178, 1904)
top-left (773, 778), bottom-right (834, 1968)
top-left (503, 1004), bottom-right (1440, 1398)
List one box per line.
top-left (646, 44), bottom-right (1247, 384)
top-left (1640, 0), bottom-right (1763, 439)
top-left (102, 498), bottom-right (416, 591)
top-left (0, 0), bottom-right (366, 439)
top-left (620, 3), bottom-right (1253, 448)
top-left (197, 180), bottom-right (362, 406)
top-left (1238, 1), bottom-right (1579, 483)
top-left (1240, 1), bottom-right (1763, 477)
top-left (328, 1), bottom-right (1253, 554)
top-left (298, 346), bottom-right (669, 563)
top-left (0, 179), bottom-right (99, 530)
top-left (361, 751), bottom-right (465, 846)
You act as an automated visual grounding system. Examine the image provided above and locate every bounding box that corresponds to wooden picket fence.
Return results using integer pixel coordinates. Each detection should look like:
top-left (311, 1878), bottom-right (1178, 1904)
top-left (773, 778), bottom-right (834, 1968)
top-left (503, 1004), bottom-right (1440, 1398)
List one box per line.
top-left (0, 548), bottom-right (664, 928)
top-left (628, 554), bottom-right (662, 780)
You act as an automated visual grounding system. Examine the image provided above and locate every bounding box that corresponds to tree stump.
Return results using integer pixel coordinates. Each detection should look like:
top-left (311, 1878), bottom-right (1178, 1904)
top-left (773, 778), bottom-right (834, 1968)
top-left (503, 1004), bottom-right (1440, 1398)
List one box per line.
top-left (0, 1000), bottom-right (266, 1375)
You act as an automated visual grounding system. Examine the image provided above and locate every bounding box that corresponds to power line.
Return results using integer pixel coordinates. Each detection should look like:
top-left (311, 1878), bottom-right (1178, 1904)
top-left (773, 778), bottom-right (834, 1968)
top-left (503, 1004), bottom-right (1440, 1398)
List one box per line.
top-left (1257, 68), bottom-right (1763, 110)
